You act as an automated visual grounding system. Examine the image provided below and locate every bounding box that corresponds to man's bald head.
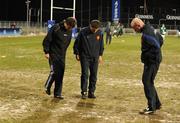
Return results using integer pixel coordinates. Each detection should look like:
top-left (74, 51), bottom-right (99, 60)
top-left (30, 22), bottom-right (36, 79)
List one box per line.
top-left (131, 18), bottom-right (145, 32)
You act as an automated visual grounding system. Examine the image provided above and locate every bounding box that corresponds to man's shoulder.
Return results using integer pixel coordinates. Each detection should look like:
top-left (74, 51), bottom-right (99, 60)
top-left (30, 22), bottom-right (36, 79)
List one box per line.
top-left (52, 24), bottom-right (61, 32)
top-left (81, 27), bottom-right (89, 32)
top-left (98, 28), bottom-right (103, 33)
top-left (143, 24), bottom-right (154, 35)
top-left (79, 27), bottom-right (90, 35)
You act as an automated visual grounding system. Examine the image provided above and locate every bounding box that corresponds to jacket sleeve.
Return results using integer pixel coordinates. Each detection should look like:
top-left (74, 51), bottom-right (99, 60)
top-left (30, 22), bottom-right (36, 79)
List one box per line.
top-left (142, 33), bottom-right (160, 49)
top-left (42, 26), bottom-right (54, 54)
top-left (99, 32), bottom-right (104, 56)
top-left (73, 31), bottom-right (81, 55)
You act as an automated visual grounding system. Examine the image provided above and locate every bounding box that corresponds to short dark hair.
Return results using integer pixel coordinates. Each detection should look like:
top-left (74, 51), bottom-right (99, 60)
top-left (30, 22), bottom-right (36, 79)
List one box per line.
top-left (90, 20), bottom-right (101, 29)
top-left (65, 17), bottom-right (77, 28)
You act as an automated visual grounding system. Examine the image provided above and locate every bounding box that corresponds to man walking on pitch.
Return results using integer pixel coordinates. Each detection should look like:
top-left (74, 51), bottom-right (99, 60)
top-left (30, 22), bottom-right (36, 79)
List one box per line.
top-left (131, 18), bottom-right (163, 114)
top-left (43, 17), bottom-right (76, 99)
top-left (105, 21), bottom-right (112, 45)
top-left (73, 20), bottom-right (104, 99)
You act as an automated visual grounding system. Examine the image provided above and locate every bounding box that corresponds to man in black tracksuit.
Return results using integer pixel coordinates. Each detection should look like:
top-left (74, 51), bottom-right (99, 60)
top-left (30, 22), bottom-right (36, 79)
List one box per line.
top-left (131, 18), bottom-right (163, 114)
top-left (42, 17), bottom-right (76, 99)
top-left (73, 20), bottom-right (104, 99)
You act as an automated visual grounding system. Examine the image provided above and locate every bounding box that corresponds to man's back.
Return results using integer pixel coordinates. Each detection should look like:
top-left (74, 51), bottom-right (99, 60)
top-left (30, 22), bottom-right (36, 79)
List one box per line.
top-left (43, 22), bottom-right (72, 59)
top-left (141, 24), bottom-right (163, 64)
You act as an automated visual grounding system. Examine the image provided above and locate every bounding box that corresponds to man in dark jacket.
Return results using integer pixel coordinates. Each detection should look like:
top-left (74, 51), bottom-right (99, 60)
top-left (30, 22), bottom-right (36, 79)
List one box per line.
top-left (42, 17), bottom-right (76, 99)
top-left (73, 20), bottom-right (104, 99)
top-left (105, 21), bottom-right (112, 45)
top-left (131, 18), bottom-right (163, 114)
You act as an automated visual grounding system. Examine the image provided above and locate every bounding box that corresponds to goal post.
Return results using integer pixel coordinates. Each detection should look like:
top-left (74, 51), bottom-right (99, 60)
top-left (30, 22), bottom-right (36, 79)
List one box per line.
top-left (50, 0), bottom-right (76, 20)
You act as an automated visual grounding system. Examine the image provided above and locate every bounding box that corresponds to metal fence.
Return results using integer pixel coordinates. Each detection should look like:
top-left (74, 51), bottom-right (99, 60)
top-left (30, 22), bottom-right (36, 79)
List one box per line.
top-left (0, 21), bottom-right (179, 36)
top-left (0, 21), bottom-right (47, 35)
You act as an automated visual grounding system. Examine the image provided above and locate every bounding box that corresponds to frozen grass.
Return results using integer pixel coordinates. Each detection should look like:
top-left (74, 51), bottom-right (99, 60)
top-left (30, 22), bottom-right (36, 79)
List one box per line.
top-left (0, 35), bottom-right (180, 123)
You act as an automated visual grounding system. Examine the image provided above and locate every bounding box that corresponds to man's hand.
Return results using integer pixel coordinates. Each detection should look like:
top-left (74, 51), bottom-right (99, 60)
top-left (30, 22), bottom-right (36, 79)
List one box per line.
top-left (45, 53), bottom-right (50, 59)
top-left (99, 56), bottom-right (103, 64)
top-left (76, 55), bottom-right (80, 61)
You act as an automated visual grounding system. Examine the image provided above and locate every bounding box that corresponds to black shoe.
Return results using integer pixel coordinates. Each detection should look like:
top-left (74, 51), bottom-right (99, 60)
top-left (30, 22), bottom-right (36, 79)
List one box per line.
top-left (54, 95), bottom-right (64, 100)
top-left (140, 107), bottom-right (155, 115)
top-left (45, 88), bottom-right (51, 95)
top-left (81, 92), bottom-right (87, 99)
top-left (88, 93), bottom-right (96, 99)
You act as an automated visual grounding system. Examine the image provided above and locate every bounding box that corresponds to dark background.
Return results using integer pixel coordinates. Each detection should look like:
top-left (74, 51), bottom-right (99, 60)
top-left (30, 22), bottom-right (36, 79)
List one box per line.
top-left (0, 0), bottom-right (180, 26)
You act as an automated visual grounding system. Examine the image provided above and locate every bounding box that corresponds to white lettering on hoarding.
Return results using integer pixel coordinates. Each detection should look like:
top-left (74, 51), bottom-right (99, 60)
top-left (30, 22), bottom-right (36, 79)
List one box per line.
top-left (166, 15), bottom-right (180, 20)
top-left (114, 1), bottom-right (118, 20)
top-left (135, 14), bottom-right (154, 19)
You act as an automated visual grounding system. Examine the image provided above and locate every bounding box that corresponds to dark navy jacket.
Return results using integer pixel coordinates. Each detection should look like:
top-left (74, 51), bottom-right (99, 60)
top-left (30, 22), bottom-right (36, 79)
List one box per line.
top-left (42, 22), bottom-right (72, 61)
top-left (73, 27), bottom-right (104, 58)
top-left (141, 23), bottom-right (163, 64)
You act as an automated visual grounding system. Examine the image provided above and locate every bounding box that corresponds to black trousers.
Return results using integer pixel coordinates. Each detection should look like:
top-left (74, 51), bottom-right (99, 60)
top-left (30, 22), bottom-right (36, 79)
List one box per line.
top-left (44, 58), bottom-right (65, 96)
top-left (142, 63), bottom-right (161, 111)
top-left (106, 33), bottom-right (112, 44)
top-left (80, 56), bottom-right (99, 94)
